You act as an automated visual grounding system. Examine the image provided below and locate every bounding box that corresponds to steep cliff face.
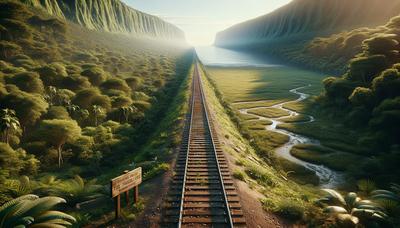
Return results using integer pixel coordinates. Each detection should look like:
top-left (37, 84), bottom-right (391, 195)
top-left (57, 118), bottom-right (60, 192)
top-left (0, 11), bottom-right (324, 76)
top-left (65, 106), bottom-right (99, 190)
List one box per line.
top-left (20, 0), bottom-right (184, 40)
top-left (215, 0), bottom-right (400, 47)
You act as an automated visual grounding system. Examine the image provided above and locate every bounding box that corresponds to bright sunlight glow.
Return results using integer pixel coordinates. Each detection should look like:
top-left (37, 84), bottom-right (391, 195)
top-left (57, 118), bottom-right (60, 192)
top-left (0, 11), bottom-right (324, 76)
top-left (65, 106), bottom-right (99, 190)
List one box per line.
top-left (123, 0), bottom-right (292, 46)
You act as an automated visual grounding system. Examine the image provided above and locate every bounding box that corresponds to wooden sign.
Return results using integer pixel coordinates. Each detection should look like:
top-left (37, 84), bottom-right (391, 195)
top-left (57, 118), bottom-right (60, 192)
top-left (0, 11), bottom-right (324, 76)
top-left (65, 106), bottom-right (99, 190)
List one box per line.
top-left (111, 167), bottom-right (142, 219)
top-left (111, 167), bottom-right (142, 198)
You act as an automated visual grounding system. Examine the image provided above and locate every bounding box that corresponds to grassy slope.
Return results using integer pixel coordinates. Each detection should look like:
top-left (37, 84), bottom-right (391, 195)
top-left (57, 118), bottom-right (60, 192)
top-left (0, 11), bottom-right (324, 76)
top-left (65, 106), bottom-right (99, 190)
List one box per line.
top-left (0, 1), bottom-right (194, 224)
top-left (200, 64), bottom-right (325, 224)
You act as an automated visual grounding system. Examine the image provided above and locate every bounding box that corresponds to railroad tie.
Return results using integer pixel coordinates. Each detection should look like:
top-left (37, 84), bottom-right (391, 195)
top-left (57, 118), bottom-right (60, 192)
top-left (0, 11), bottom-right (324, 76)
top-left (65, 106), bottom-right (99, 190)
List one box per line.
top-left (161, 63), bottom-right (246, 228)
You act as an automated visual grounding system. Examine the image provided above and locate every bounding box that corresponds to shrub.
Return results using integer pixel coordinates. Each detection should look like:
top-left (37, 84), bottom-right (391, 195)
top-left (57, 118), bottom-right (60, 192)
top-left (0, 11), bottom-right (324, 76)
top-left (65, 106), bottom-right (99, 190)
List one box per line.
top-left (60, 74), bottom-right (91, 91)
top-left (101, 78), bottom-right (131, 94)
top-left (0, 143), bottom-right (39, 182)
top-left (44, 106), bottom-right (71, 120)
top-left (6, 71), bottom-right (44, 94)
top-left (51, 175), bottom-right (104, 207)
top-left (0, 41), bottom-right (22, 60)
top-left (233, 169), bottom-right (245, 181)
top-left (125, 76), bottom-right (142, 90)
top-left (81, 67), bottom-right (107, 86)
top-left (274, 199), bottom-right (305, 221)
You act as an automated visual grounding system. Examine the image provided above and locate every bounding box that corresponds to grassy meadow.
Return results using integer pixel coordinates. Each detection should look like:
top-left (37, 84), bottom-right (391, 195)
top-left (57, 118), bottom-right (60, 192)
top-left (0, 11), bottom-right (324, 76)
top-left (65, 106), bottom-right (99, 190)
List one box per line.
top-left (205, 65), bottom-right (367, 183)
top-left (206, 66), bottom-right (325, 102)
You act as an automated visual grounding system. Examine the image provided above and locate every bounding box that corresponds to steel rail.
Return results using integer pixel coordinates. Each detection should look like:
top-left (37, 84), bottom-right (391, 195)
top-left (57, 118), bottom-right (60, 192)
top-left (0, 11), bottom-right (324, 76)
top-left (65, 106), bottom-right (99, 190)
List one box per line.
top-left (177, 64), bottom-right (195, 228)
top-left (196, 63), bottom-right (234, 227)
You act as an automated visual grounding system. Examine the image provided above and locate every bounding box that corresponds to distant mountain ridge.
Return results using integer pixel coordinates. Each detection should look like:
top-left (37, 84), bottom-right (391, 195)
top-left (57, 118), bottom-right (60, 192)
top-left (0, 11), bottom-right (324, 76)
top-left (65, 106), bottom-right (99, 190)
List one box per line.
top-left (215, 0), bottom-right (400, 47)
top-left (19, 0), bottom-right (184, 40)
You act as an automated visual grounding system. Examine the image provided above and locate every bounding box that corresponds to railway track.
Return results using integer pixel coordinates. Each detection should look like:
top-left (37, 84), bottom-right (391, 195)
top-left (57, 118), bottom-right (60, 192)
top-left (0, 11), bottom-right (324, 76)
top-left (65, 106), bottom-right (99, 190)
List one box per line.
top-left (162, 63), bottom-right (246, 227)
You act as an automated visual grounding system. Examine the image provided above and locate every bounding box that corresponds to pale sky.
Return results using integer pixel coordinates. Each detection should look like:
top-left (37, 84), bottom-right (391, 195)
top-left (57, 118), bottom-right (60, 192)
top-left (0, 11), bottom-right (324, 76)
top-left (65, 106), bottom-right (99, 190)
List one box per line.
top-left (123, 0), bottom-right (292, 46)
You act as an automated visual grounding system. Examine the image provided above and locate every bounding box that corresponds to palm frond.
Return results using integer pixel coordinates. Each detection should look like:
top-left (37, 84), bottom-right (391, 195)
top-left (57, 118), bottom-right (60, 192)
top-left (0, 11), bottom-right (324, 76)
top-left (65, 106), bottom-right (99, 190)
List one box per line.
top-left (16, 196), bottom-right (66, 219)
top-left (30, 223), bottom-right (67, 228)
top-left (35, 211), bottom-right (76, 224)
top-left (323, 206), bottom-right (348, 214)
top-left (345, 192), bottom-right (360, 208)
top-left (357, 179), bottom-right (376, 195)
top-left (0, 195), bottom-right (75, 227)
top-left (321, 189), bottom-right (346, 206)
top-left (337, 213), bottom-right (359, 225)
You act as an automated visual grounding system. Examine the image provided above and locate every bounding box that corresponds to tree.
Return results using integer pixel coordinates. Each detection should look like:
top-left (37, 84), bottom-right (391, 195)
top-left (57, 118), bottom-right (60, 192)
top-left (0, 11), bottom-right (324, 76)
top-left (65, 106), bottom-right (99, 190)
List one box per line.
top-left (347, 55), bottom-right (388, 84)
top-left (0, 89), bottom-right (48, 127)
top-left (372, 68), bottom-right (400, 100)
top-left (363, 35), bottom-right (399, 58)
top-left (0, 108), bottom-right (20, 144)
top-left (6, 71), bottom-right (44, 94)
top-left (66, 104), bottom-right (89, 125)
top-left (44, 106), bottom-right (71, 120)
top-left (0, 194), bottom-right (76, 227)
top-left (323, 77), bottom-right (355, 104)
top-left (72, 88), bottom-right (111, 111)
top-left (91, 105), bottom-right (104, 126)
top-left (349, 87), bottom-right (374, 107)
top-left (119, 106), bottom-right (137, 123)
top-left (37, 119), bottom-right (81, 168)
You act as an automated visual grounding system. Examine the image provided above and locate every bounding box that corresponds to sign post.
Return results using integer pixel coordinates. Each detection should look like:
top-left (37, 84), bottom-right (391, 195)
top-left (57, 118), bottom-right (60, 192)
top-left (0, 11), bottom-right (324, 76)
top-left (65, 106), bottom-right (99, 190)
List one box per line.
top-left (110, 167), bottom-right (142, 219)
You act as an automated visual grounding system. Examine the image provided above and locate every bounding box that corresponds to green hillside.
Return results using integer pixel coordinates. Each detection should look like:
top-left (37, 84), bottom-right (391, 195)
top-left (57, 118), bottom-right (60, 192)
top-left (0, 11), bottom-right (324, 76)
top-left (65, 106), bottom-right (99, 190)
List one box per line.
top-left (19, 0), bottom-right (184, 40)
top-left (216, 0), bottom-right (400, 47)
top-left (0, 1), bottom-right (193, 225)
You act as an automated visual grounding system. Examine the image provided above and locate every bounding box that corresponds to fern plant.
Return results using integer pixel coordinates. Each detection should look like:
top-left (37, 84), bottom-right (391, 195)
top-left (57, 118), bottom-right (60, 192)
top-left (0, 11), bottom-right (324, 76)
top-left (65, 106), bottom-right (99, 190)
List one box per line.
top-left (372, 183), bottom-right (400, 224)
top-left (318, 189), bottom-right (387, 227)
top-left (357, 179), bottom-right (376, 195)
top-left (0, 194), bottom-right (76, 227)
top-left (6, 176), bottom-right (34, 197)
top-left (372, 183), bottom-right (400, 203)
top-left (51, 175), bottom-right (105, 207)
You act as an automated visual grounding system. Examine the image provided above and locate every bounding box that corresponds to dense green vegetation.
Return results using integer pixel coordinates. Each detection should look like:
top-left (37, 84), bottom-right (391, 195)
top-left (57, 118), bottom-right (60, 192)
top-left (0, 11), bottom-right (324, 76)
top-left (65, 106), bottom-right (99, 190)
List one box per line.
top-left (215, 0), bottom-right (400, 74)
top-left (20, 0), bottom-right (184, 39)
top-left (315, 15), bottom-right (400, 185)
top-left (0, 1), bottom-right (193, 225)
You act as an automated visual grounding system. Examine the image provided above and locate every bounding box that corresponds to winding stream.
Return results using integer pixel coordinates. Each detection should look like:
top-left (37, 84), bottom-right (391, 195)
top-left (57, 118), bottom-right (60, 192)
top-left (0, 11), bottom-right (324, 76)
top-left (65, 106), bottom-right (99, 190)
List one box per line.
top-left (235, 85), bottom-right (344, 188)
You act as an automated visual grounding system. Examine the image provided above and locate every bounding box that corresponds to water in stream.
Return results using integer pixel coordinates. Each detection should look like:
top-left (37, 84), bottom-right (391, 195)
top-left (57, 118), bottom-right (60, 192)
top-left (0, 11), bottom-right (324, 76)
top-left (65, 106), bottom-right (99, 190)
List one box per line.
top-left (235, 86), bottom-right (344, 188)
top-left (197, 46), bottom-right (344, 188)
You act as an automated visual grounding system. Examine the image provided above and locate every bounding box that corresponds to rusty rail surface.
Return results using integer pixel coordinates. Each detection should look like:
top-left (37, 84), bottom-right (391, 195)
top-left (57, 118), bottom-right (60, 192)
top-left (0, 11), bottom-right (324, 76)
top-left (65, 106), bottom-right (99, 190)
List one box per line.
top-left (162, 62), bottom-right (246, 227)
